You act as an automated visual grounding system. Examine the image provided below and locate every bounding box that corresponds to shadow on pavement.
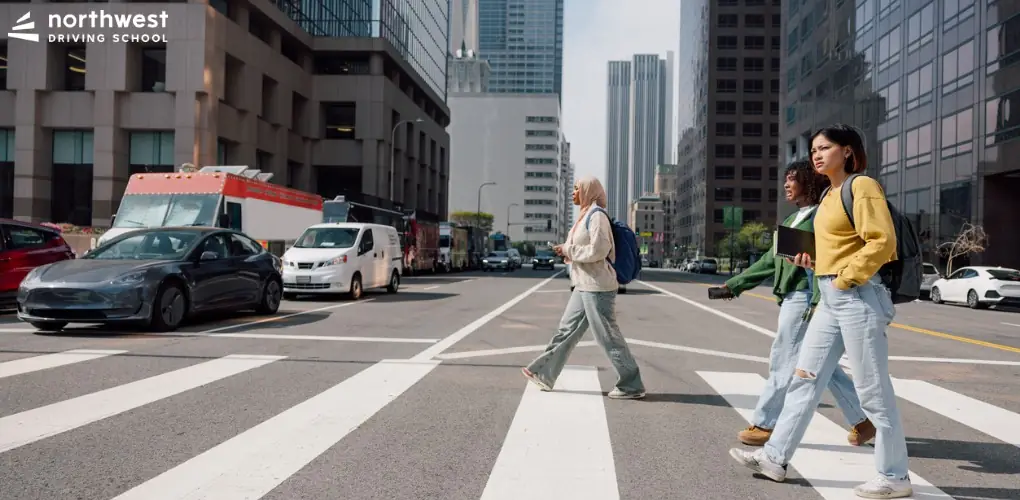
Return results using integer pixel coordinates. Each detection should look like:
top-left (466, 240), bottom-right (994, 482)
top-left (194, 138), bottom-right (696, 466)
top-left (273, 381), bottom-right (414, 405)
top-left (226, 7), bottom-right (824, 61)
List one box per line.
top-left (906, 436), bottom-right (1020, 476)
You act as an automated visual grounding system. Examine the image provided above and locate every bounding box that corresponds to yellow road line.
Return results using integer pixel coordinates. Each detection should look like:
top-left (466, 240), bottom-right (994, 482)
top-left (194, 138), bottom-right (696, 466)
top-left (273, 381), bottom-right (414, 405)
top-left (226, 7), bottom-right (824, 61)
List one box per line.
top-left (676, 280), bottom-right (1020, 355)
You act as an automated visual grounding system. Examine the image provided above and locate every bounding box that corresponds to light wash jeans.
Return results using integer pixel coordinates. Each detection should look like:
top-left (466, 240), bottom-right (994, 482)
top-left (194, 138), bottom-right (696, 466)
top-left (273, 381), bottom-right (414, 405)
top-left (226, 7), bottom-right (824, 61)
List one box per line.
top-left (764, 275), bottom-right (910, 479)
top-left (752, 289), bottom-right (868, 430)
top-left (525, 289), bottom-right (645, 394)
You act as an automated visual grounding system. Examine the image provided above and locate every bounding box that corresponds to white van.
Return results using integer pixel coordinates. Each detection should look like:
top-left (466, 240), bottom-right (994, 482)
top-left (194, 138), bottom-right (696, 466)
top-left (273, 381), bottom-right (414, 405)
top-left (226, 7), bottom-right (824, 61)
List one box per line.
top-left (281, 223), bottom-right (402, 300)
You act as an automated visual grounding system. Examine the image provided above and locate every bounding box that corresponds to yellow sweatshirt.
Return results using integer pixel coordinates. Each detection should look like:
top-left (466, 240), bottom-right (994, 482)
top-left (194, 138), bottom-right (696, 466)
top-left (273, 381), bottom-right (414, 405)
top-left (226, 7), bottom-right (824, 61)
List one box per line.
top-left (814, 176), bottom-right (897, 290)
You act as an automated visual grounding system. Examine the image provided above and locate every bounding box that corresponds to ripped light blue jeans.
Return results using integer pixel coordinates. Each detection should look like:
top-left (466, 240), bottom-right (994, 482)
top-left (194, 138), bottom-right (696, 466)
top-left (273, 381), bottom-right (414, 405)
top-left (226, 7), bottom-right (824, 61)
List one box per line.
top-left (752, 289), bottom-right (867, 430)
top-left (764, 275), bottom-right (910, 479)
top-left (525, 290), bottom-right (645, 395)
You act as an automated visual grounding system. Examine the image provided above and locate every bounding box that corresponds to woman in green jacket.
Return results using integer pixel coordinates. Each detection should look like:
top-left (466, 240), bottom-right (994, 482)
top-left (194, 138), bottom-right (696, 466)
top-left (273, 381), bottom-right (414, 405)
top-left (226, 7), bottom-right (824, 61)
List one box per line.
top-left (718, 160), bottom-right (874, 447)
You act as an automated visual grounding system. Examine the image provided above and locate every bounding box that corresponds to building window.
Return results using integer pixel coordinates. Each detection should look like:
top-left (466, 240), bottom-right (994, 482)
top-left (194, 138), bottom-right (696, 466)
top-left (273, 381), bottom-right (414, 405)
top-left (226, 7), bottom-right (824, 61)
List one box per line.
top-left (941, 108), bottom-right (973, 159)
top-left (905, 124), bottom-right (933, 167)
top-left (744, 36), bottom-right (765, 50)
top-left (986, 13), bottom-right (1020, 74)
top-left (716, 145), bottom-right (736, 158)
top-left (717, 123), bottom-right (736, 136)
top-left (769, 167), bottom-right (778, 180)
top-left (744, 57), bottom-right (764, 72)
top-left (0, 129), bottom-right (13, 217)
top-left (770, 123), bottom-right (779, 137)
top-left (129, 131), bottom-right (175, 175)
top-left (942, 0), bottom-right (975, 32)
top-left (743, 101), bottom-right (764, 115)
top-left (985, 87), bottom-right (1020, 146)
top-left (770, 79), bottom-right (780, 93)
top-left (742, 123), bottom-right (763, 137)
top-left (323, 102), bottom-right (356, 139)
top-left (715, 165), bottom-right (735, 179)
top-left (526, 116), bottom-right (558, 124)
top-left (718, 14), bottom-right (738, 28)
top-left (745, 14), bottom-right (765, 28)
top-left (744, 79), bottom-right (764, 94)
top-left (64, 46), bottom-right (86, 91)
top-left (718, 36), bottom-right (738, 49)
top-left (0, 42), bottom-right (7, 91)
top-left (906, 63), bottom-right (934, 110)
top-left (769, 145), bottom-right (778, 158)
top-left (772, 36), bottom-right (781, 50)
top-left (717, 79), bottom-right (738, 93)
top-left (879, 81), bottom-right (900, 120)
top-left (942, 39), bottom-right (975, 95)
top-left (714, 209), bottom-right (725, 223)
top-left (907, 3), bottom-right (934, 53)
top-left (717, 101), bottom-right (737, 114)
top-left (879, 136), bottom-right (899, 174)
top-left (742, 145), bottom-right (763, 158)
top-left (855, 0), bottom-right (874, 35)
top-left (715, 187), bottom-right (734, 202)
top-left (742, 167), bottom-right (762, 180)
top-left (741, 188), bottom-right (762, 202)
top-left (877, 27), bottom-right (901, 72)
top-left (51, 130), bottom-right (93, 226)
top-left (769, 188), bottom-right (778, 202)
top-left (717, 57), bottom-right (738, 71)
top-left (140, 48), bottom-right (166, 92)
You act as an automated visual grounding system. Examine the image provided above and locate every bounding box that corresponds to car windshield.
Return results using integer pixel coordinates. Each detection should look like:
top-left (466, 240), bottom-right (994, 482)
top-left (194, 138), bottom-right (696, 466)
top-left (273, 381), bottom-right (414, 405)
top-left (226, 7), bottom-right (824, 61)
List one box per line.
top-left (294, 228), bottom-right (360, 249)
top-left (923, 264), bottom-right (939, 274)
top-left (986, 269), bottom-right (1020, 281)
top-left (113, 194), bottom-right (220, 228)
top-left (440, 235), bottom-right (451, 247)
top-left (488, 252), bottom-right (507, 258)
top-left (536, 251), bottom-right (554, 258)
top-left (86, 230), bottom-right (201, 260)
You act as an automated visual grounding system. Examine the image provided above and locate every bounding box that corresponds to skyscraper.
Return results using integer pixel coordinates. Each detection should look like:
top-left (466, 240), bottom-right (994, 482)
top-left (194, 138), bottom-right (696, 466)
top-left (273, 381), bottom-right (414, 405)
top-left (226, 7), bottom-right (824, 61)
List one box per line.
top-left (604, 53), bottom-right (675, 222)
top-left (477, 0), bottom-right (564, 98)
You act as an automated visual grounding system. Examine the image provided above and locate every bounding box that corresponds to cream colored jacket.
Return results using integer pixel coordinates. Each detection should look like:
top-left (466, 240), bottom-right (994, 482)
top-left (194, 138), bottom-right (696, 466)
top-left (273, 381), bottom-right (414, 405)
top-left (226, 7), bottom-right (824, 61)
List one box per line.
top-left (563, 206), bottom-right (618, 292)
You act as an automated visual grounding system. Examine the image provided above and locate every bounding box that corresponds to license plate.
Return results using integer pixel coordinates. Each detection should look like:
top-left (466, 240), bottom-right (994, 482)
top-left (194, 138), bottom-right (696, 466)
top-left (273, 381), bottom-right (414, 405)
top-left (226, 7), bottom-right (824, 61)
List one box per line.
top-left (296, 275), bottom-right (311, 284)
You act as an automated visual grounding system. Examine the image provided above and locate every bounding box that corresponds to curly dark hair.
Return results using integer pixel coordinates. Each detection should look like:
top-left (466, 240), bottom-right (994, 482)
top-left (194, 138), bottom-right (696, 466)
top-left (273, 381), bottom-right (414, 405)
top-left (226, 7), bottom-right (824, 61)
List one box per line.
top-left (784, 159), bottom-right (830, 205)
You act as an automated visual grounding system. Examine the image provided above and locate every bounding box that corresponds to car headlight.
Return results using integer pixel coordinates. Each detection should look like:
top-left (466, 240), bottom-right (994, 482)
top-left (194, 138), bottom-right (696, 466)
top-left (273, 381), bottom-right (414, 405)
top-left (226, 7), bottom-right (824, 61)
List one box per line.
top-left (111, 271), bottom-right (147, 285)
top-left (321, 255), bottom-right (348, 267)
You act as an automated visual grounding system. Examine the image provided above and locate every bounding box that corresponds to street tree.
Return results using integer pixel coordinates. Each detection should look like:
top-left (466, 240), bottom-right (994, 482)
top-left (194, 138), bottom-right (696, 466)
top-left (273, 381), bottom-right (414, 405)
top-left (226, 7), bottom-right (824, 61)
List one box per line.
top-left (450, 211), bottom-right (494, 232)
top-left (937, 222), bottom-right (988, 275)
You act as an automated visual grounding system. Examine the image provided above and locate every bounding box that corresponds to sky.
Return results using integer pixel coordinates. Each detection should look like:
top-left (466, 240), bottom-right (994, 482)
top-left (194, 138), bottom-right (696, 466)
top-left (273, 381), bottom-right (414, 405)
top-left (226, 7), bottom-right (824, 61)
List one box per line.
top-left (561, 0), bottom-right (681, 189)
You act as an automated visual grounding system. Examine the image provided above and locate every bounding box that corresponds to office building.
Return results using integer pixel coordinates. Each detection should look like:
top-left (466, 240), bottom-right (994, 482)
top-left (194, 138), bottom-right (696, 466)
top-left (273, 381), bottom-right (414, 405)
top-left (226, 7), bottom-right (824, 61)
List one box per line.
top-left (629, 195), bottom-right (664, 265)
top-left (782, 0), bottom-right (1020, 269)
top-left (675, 0), bottom-right (783, 258)
top-left (448, 50), bottom-right (492, 93)
top-left (604, 53), bottom-right (675, 222)
top-left (559, 140), bottom-right (574, 239)
top-left (655, 163), bottom-right (678, 261)
top-left (478, 0), bottom-right (564, 99)
top-left (447, 93), bottom-right (565, 243)
top-left (0, 0), bottom-right (450, 227)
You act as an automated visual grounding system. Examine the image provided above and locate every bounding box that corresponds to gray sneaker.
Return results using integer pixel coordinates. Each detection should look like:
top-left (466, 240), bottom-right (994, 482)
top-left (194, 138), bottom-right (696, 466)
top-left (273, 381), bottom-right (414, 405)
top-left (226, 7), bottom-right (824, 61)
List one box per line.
top-left (608, 388), bottom-right (646, 399)
top-left (853, 474), bottom-right (913, 499)
top-left (729, 448), bottom-right (787, 482)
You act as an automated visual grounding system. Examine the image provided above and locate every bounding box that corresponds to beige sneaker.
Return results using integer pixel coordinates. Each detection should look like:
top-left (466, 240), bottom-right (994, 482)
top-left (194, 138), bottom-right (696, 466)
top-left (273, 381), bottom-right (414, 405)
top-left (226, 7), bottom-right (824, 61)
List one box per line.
top-left (737, 425), bottom-right (773, 446)
top-left (849, 418), bottom-right (877, 446)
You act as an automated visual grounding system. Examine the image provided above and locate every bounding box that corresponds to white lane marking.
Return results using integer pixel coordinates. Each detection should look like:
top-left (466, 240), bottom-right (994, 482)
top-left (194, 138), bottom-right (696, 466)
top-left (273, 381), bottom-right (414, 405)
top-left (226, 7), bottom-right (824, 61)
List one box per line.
top-left (424, 285), bottom-right (441, 290)
top-left (627, 339), bottom-right (770, 364)
top-left (1002, 322), bottom-right (1020, 328)
top-left (891, 378), bottom-right (1020, 449)
top-left (0, 354), bottom-right (284, 454)
top-left (535, 289), bottom-right (571, 294)
top-left (112, 358), bottom-right (440, 500)
top-left (480, 365), bottom-right (618, 500)
top-left (183, 333), bottom-right (439, 343)
top-left (0, 349), bottom-right (127, 379)
top-left (636, 280), bottom-right (777, 338)
top-left (886, 355), bottom-right (1020, 366)
top-left (0, 327), bottom-right (37, 333)
top-left (435, 341), bottom-right (599, 360)
top-left (697, 371), bottom-right (951, 499)
top-left (412, 271), bottom-right (564, 361)
top-left (199, 300), bottom-right (372, 334)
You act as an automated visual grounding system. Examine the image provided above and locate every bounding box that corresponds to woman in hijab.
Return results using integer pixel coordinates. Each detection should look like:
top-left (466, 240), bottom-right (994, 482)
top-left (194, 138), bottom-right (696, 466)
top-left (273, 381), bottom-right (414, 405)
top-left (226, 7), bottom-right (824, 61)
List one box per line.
top-left (520, 175), bottom-right (646, 399)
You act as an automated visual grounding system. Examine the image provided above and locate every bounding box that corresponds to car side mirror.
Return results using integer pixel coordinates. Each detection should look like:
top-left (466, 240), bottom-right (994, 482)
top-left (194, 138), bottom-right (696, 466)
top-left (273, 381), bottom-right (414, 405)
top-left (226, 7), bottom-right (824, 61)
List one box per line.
top-left (200, 251), bottom-right (218, 261)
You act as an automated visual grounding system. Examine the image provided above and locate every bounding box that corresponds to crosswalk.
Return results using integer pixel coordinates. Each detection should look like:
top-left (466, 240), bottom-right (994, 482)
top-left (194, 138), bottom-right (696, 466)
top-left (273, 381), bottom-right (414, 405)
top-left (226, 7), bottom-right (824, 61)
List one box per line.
top-left (1, 348), bottom-right (1017, 499)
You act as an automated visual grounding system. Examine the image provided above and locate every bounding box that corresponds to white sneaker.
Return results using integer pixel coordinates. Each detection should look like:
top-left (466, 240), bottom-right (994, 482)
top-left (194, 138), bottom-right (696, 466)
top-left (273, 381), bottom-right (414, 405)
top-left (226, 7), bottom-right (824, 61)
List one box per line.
top-left (728, 448), bottom-right (787, 482)
top-left (607, 388), bottom-right (646, 399)
top-left (854, 474), bottom-right (913, 498)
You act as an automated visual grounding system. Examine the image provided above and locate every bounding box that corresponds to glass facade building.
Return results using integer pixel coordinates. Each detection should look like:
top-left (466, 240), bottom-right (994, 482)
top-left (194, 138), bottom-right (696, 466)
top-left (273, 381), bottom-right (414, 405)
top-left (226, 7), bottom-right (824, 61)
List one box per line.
top-left (478, 0), bottom-right (564, 98)
top-left (781, 0), bottom-right (1020, 269)
top-left (272, 0), bottom-right (449, 99)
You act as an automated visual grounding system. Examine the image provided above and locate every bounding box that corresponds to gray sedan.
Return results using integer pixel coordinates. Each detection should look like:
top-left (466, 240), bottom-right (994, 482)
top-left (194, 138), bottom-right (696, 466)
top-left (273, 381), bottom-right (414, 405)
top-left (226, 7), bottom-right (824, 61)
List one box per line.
top-left (17, 227), bottom-right (283, 332)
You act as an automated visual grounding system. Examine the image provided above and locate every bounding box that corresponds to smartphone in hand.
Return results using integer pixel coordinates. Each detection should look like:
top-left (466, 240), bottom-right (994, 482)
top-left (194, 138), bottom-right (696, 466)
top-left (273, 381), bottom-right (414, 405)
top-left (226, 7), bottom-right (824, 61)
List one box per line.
top-left (708, 286), bottom-right (734, 300)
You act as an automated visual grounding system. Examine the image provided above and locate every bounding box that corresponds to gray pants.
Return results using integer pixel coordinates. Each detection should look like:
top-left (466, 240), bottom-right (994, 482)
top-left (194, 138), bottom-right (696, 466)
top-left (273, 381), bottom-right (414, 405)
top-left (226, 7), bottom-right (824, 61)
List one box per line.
top-left (525, 290), bottom-right (645, 394)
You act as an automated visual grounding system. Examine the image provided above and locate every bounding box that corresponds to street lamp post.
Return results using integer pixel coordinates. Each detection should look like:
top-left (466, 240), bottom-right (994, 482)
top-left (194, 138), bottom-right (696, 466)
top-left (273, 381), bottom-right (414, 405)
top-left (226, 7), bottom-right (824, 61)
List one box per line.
top-left (476, 181), bottom-right (496, 231)
top-left (506, 202), bottom-right (519, 236)
top-left (390, 118), bottom-right (424, 203)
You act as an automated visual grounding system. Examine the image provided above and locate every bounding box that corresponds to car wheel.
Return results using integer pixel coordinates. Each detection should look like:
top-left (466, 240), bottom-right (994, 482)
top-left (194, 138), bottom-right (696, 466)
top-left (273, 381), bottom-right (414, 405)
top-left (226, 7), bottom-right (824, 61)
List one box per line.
top-left (151, 281), bottom-right (187, 332)
top-left (967, 289), bottom-right (986, 309)
top-left (387, 270), bottom-right (400, 293)
top-left (29, 321), bottom-right (68, 332)
top-left (256, 278), bottom-right (282, 314)
top-left (930, 287), bottom-right (942, 304)
top-left (349, 274), bottom-right (363, 300)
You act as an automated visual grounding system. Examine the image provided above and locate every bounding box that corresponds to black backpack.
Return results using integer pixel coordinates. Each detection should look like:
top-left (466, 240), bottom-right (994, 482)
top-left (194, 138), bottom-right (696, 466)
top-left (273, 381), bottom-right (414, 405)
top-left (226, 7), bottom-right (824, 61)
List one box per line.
top-left (820, 173), bottom-right (923, 304)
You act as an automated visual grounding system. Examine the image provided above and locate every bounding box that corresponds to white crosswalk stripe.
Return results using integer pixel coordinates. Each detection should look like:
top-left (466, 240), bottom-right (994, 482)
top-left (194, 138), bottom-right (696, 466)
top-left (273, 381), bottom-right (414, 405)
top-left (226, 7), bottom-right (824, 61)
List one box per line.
top-left (0, 352), bottom-right (1016, 499)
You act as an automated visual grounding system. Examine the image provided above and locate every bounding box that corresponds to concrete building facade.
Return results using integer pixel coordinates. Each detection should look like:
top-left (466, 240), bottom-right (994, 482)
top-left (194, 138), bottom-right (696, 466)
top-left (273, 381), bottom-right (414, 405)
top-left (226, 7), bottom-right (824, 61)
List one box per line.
top-left (654, 163), bottom-right (677, 260)
top-left (447, 93), bottom-right (564, 244)
top-left (782, 0), bottom-right (1020, 270)
top-left (629, 194), bottom-right (664, 265)
top-left (674, 0), bottom-right (783, 258)
top-left (0, 0), bottom-right (451, 228)
top-left (477, 0), bottom-right (564, 99)
top-left (604, 60), bottom-right (631, 220)
top-left (558, 139), bottom-right (573, 239)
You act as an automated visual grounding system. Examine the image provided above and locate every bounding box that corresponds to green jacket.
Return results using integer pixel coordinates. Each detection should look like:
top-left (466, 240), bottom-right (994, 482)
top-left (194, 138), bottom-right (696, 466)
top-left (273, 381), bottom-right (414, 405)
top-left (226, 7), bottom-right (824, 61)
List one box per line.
top-left (724, 208), bottom-right (820, 307)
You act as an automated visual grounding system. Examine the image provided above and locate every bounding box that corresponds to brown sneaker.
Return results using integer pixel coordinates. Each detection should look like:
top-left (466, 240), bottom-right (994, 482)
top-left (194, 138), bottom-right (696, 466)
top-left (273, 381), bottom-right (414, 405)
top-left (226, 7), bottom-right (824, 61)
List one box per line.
top-left (737, 425), bottom-right (773, 446)
top-left (848, 418), bottom-right (876, 446)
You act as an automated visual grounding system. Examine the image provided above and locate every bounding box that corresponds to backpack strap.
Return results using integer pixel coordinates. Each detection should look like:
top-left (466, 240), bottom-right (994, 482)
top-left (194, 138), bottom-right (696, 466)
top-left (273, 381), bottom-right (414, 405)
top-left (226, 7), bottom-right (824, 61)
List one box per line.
top-left (820, 173), bottom-right (861, 230)
top-left (584, 206), bottom-right (609, 230)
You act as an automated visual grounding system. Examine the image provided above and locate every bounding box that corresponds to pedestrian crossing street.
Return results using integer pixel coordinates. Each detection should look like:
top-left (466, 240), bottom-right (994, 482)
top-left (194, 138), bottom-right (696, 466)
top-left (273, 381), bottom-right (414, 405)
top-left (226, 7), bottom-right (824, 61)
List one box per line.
top-left (2, 346), bottom-right (1017, 499)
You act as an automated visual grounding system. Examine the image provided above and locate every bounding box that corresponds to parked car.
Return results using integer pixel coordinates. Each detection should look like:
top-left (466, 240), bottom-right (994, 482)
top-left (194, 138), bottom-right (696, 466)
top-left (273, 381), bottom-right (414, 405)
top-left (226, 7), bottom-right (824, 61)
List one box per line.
top-left (16, 227), bottom-right (283, 332)
top-left (0, 219), bottom-right (76, 309)
top-left (929, 266), bottom-right (1020, 309)
top-left (281, 223), bottom-right (402, 300)
top-left (920, 262), bottom-right (942, 297)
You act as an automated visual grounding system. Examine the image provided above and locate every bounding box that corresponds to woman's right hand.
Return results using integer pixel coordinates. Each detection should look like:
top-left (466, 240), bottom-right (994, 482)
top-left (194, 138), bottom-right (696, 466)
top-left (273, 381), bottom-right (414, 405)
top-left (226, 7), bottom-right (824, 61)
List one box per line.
top-left (786, 252), bottom-right (814, 269)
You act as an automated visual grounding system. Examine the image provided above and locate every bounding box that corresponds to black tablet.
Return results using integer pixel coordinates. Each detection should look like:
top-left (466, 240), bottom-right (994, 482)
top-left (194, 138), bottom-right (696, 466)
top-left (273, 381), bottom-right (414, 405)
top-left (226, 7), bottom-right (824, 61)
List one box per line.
top-left (775, 225), bottom-right (815, 260)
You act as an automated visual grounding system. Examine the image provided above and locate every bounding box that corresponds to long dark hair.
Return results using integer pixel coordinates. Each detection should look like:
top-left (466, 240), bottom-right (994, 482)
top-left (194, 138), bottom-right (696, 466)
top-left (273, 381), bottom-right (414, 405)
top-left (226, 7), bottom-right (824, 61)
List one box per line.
top-left (785, 159), bottom-right (830, 205)
top-left (810, 124), bottom-right (868, 174)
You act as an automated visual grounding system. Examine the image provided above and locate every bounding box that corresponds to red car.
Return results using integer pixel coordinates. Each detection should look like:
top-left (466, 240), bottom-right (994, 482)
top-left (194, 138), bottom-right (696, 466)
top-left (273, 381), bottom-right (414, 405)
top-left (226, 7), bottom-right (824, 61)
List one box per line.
top-left (0, 219), bottom-right (76, 309)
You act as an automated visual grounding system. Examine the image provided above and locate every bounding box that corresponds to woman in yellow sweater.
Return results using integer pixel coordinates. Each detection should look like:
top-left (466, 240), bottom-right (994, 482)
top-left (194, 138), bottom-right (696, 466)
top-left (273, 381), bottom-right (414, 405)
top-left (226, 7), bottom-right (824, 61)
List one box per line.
top-left (729, 124), bottom-right (912, 499)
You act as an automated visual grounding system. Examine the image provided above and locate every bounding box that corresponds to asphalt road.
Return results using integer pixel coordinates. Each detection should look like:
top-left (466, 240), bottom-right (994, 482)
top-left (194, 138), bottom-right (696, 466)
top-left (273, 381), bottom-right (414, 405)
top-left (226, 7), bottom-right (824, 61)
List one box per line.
top-left (0, 267), bottom-right (1017, 500)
